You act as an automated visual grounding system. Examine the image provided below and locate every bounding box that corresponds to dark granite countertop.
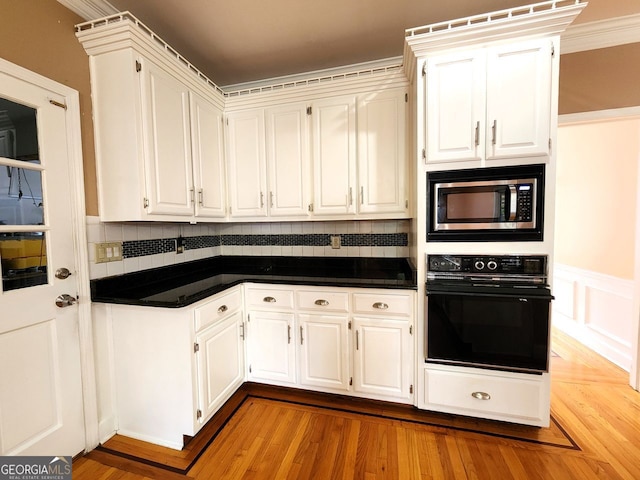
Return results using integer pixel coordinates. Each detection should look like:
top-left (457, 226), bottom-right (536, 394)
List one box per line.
top-left (90, 256), bottom-right (417, 308)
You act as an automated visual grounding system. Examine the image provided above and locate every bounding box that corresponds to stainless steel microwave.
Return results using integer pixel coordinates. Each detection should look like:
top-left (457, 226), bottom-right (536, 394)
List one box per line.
top-left (427, 164), bottom-right (545, 242)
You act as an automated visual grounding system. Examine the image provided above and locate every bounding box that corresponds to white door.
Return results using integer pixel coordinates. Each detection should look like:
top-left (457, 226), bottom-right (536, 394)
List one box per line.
top-left (247, 310), bottom-right (296, 384)
top-left (226, 109), bottom-right (268, 218)
top-left (311, 96), bottom-right (357, 216)
top-left (141, 59), bottom-right (194, 216)
top-left (485, 39), bottom-right (553, 160)
top-left (426, 49), bottom-right (486, 164)
top-left (357, 88), bottom-right (408, 214)
top-left (265, 103), bottom-right (310, 218)
top-left (0, 73), bottom-right (85, 455)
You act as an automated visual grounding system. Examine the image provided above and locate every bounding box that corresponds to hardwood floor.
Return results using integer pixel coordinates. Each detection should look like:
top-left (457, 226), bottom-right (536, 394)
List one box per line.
top-left (73, 329), bottom-right (640, 479)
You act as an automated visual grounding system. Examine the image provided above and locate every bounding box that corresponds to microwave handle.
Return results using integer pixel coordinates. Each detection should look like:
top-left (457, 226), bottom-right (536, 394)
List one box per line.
top-left (508, 185), bottom-right (517, 221)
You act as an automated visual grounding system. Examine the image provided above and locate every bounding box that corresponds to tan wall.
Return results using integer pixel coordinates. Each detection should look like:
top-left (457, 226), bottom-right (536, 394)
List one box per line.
top-left (559, 43), bottom-right (640, 115)
top-left (0, 0), bottom-right (98, 216)
top-left (556, 118), bottom-right (640, 279)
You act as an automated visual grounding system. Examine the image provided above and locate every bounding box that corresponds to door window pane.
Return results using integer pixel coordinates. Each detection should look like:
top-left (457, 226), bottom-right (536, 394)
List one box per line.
top-left (0, 97), bottom-right (43, 226)
top-left (0, 232), bottom-right (47, 291)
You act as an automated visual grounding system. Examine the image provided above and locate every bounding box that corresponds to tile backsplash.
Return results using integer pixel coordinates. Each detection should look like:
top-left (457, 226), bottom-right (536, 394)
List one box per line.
top-left (86, 216), bottom-right (410, 279)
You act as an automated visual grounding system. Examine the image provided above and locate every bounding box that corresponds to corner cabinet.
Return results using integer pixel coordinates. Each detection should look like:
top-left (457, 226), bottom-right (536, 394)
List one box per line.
top-left (105, 286), bottom-right (244, 449)
top-left (425, 38), bottom-right (554, 168)
top-left (86, 49), bottom-right (227, 222)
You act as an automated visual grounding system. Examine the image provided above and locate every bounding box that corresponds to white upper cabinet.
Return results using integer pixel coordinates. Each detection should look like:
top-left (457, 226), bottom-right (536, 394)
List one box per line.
top-left (141, 60), bottom-right (194, 216)
top-left (426, 50), bottom-right (486, 164)
top-left (485, 39), bottom-right (553, 160)
top-left (190, 92), bottom-right (227, 218)
top-left (265, 103), bottom-right (311, 218)
top-left (226, 109), bottom-right (268, 218)
top-left (426, 38), bottom-right (554, 167)
top-left (311, 95), bottom-right (357, 216)
top-left (357, 88), bottom-right (408, 215)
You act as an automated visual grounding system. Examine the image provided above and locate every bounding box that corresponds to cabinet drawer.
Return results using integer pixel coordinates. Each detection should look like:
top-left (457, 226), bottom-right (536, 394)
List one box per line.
top-left (194, 289), bottom-right (243, 332)
top-left (246, 287), bottom-right (295, 310)
top-left (352, 292), bottom-right (412, 317)
top-left (424, 368), bottom-right (546, 422)
top-left (297, 290), bottom-right (349, 313)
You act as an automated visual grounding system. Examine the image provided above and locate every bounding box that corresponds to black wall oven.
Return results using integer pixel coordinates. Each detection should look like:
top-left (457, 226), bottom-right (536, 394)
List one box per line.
top-left (426, 254), bottom-right (552, 374)
top-left (427, 164), bottom-right (545, 242)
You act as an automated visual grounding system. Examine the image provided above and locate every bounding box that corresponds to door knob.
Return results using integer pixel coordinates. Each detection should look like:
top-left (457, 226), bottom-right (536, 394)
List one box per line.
top-left (55, 294), bottom-right (77, 308)
top-left (55, 267), bottom-right (72, 279)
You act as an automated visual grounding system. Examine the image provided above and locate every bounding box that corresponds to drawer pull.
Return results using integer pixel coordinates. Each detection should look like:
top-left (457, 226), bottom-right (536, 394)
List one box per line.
top-left (218, 305), bottom-right (228, 314)
top-left (471, 391), bottom-right (491, 401)
top-left (372, 302), bottom-right (389, 310)
top-left (314, 299), bottom-right (329, 306)
top-left (263, 296), bottom-right (277, 303)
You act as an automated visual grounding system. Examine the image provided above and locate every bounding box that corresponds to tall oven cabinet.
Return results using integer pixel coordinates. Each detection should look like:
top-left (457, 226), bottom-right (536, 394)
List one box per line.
top-left (404, 0), bottom-right (587, 427)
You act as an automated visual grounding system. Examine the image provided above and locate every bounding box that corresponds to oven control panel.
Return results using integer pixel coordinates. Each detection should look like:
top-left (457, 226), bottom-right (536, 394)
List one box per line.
top-left (428, 254), bottom-right (547, 276)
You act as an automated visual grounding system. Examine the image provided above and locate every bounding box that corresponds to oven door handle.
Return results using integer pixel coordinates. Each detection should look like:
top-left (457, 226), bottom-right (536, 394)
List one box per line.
top-left (426, 289), bottom-right (554, 301)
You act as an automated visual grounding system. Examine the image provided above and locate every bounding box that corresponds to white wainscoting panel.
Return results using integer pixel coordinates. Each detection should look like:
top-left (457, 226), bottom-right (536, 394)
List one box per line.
top-left (553, 264), bottom-right (634, 372)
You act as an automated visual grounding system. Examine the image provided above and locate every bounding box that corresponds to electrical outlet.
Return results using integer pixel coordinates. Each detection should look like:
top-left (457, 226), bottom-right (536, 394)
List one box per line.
top-left (330, 235), bottom-right (341, 249)
top-left (95, 242), bottom-right (123, 263)
top-left (176, 236), bottom-right (186, 254)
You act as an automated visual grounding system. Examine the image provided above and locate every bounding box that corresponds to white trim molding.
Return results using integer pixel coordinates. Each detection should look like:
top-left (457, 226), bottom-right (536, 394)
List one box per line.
top-left (553, 263), bottom-right (634, 372)
top-left (561, 13), bottom-right (640, 54)
top-left (559, 106), bottom-right (640, 125)
top-left (56, 0), bottom-right (118, 20)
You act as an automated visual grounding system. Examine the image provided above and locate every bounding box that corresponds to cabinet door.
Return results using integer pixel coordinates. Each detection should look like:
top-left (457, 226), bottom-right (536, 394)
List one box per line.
top-left (226, 109), bottom-right (267, 217)
top-left (426, 50), bottom-right (486, 164)
top-left (311, 96), bottom-right (357, 216)
top-left (265, 103), bottom-right (310, 217)
top-left (486, 39), bottom-right (552, 160)
top-left (352, 316), bottom-right (412, 400)
top-left (191, 93), bottom-right (226, 218)
top-left (357, 88), bottom-right (408, 214)
top-left (247, 311), bottom-right (296, 384)
top-left (195, 311), bottom-right (245, 422)
top-left (298, 314), bottom-right (350, 391)
top-left (140, 59), bottom-right (194, 216)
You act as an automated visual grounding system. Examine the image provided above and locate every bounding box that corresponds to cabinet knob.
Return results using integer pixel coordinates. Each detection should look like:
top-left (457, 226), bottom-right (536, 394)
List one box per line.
top-left (314, 299), bottom-right (329, 306)
top-left (263, 296), bottom-right (276, 303)
top-left (372, 302), bottom-right (388, 310)
top-left (218, 305), bottom-right (228, 314)
top-left (471, 391), bottom-right (491, 401)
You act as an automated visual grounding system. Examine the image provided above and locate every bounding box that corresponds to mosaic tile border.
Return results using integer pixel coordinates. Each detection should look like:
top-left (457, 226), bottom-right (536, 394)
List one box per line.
top-left (122, 233), bottom-right (407, 259)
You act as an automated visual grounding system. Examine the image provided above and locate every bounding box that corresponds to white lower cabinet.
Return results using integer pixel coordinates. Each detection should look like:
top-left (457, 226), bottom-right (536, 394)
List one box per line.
top-left (247, 310), bottom-right (297, 384)
top-left (422, 365), bottom-right (550, 427)
top-left (194, 310), bottom-right (245, 423)
top-left (107, 286), bottom-right (244, 449)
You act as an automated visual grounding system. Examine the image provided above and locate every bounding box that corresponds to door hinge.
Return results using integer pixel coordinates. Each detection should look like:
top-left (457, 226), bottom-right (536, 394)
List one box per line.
top-left (143, 197), bottom-right (149, 208)
top-left (249, 365), bottom-right (252, 374)
top-left (349, 377), bottom-right (353, 386)
top-left (308, 203), bottom-right (314, 212)
top-left (551, 42), bottom-right (555, 57)
top-left (422, 62), bottom-right (426, 77)
top-left (422, 148), bottom-right (426, 162)
top-left (405, 93), bottom-right (408, 103)
top-left (348, 321), bottom-right (351, 330)
top-left (49, 99), bottom-right (67, 110)
top-left (306, 106), bottom-right (312, 115)
top-left (135, 60), bottom-right (142, 72)
top-left (194, 342), bottom-right (200, 353)
top-left (549, 138), bottom-right (552, 152)
top-left (409, 325), bottom-right (413, 335)
top-left (410, 385), bottom-right (414, 394)
top-left (405, 199), bottom-right (409, 209)
top-left (196, 409), bottom-right (202, 420)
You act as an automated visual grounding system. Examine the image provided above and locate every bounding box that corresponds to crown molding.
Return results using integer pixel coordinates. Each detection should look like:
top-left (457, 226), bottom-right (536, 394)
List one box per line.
top-left (57, 0), bottom-right (118, 20)
top-left (561, 14), bottom-right (640, 54)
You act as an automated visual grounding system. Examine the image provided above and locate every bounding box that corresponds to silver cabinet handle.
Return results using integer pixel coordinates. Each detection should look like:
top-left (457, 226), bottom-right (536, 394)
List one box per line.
top-left (474, 120), bottom-right (480, 146)
top-left (218, 305), bottom-right (228, 314)
top-left (348, 187), bottom-right (353, 206)
top-left (471, 391), bottom-right (491, 401)
top-left (356, 330), bottom-right (359, 350)
top-left (360, 186), bottom-right (364, 204)
top-left (300, 326), bottom-right (304, 345)
top-left (372, 302), bottom-right (388, 310)
top-left (491, 119), bottom-right (497, 145)
top-left (190, 187), bottom-right (195, 204)
top-left (55, 294), bottom-right (77, 308)
top-left (198, 188), bottom-right (204, 206)
top-left (270, 191), bottom-right (274, 208)
top-left (287, 325), bottom-right (291, 344)
top-left (263, 296), bottom-right (276, 303)
top-left (260, 191), bottom-right (264, 208)
top-left (314, 299), bottom-right (329, 306)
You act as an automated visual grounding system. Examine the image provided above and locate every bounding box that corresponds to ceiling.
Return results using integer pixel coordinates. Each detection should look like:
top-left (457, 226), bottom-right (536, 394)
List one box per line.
top-left (66, 0), bottom-right (631, 88)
